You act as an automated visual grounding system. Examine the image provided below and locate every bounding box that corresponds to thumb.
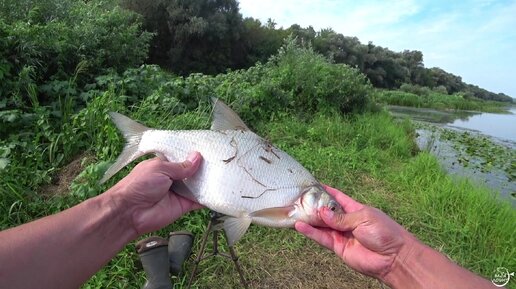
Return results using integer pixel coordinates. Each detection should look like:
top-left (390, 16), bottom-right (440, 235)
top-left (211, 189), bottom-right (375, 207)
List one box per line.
top-left (160, 152), bottom-right (203, 180)
top-left (320, 207), bottom-right (366, 232)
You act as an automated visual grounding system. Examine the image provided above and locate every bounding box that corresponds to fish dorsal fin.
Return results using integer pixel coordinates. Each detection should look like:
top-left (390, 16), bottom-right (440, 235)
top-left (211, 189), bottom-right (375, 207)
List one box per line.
top-left (210, 97), bottom-right (249, 131)
top-left (223, 216), bottom-right (252, 246)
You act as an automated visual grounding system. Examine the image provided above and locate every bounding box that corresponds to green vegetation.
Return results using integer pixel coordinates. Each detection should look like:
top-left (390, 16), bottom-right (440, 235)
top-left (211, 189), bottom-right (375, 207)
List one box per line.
top-left (432, 126), bottom-right (515, 180)
top-left (376, 89), bottom-right (509, 112)
top-left (123, 0), bottom-right (511, 102)
top-left (1, 0), bottom-right (514, 288)
top-left (264, 114), bottom-right (515, 280)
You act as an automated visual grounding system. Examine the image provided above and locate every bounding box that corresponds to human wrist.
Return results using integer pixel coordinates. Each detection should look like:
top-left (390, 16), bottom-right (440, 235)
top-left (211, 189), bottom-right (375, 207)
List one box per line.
top-left (94, 186), bottom-right (139, 242)
top-left (381, 232), bottom-right (427, 289)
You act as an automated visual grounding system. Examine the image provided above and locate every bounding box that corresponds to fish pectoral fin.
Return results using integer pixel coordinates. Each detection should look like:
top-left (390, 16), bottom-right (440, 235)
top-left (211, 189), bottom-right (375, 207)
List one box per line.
top-left (250, 206), bottom-right (296, 221)
top-left (223, 216), bottom-right (252, 246)
top-left (210, 97), bottom-right (250, 131)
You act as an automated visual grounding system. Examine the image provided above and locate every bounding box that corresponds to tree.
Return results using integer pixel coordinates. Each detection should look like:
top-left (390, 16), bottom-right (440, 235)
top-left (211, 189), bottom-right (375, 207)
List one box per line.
top-left (121, 0), bottom-right (247, 75)
top-left (242, 17), bottom-right (286, 65)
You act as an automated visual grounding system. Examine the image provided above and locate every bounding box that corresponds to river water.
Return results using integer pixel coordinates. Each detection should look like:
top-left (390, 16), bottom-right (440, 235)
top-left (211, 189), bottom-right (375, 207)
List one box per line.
top-left (388, 105), bottom-right (516, 205)
top-left (449, 108), bottom-right (516, 144)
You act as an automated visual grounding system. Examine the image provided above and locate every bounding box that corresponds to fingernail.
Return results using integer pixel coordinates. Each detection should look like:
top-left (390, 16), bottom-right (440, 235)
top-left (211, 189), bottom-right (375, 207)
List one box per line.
top-left (186, 152), bottom-right (199, 164)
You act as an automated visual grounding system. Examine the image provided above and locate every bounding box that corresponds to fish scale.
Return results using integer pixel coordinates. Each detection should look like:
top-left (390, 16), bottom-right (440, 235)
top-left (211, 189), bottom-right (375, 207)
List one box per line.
top-left (140, 129), bottom-right (317, 215)
top-left (100, 98), bottom-right (343, 245)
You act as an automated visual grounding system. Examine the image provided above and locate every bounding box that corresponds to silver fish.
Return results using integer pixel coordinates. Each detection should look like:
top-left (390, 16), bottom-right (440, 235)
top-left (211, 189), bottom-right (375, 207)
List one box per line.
top-left (100, 98), bottom-right (343, 245)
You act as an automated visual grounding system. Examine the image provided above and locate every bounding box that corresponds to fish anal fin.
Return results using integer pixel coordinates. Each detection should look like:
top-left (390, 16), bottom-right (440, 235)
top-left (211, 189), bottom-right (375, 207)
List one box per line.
top-left (210, 97), bottom-right (250, 131)
top-left (223, 216), bottom-right (252, 246)
top-left (211, 221), bottom-right (225, 232)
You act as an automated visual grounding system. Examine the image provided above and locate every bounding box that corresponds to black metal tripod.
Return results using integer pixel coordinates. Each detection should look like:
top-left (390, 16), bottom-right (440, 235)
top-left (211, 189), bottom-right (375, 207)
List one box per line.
top-left (187, 211), bottom-right (248, 289)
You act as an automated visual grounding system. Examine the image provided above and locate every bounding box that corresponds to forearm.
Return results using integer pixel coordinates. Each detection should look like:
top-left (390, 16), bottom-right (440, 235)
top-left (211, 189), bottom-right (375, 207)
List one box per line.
top-left (382, 240), bottom-right (496, 289)
top-left (0, 190), bottom-right (136, 289)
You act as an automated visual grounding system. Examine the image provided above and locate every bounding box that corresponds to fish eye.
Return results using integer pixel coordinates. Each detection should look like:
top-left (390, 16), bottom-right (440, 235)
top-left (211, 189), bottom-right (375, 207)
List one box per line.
top-left (328, 200), bottom-right (339, 212)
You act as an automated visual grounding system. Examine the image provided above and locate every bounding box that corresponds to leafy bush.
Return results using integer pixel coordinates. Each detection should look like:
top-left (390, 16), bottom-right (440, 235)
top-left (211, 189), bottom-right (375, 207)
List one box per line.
top-left (399, 83), bottom-right (432, 96)
top-left (0, 0), bottom-right (152, 112)
top-left (215, 37), bottom-right (373, 121)
top-left (376, 90), bottom-right (424, 107)
top-left (267, 37), bottom-right (372, 114)
top-left (432, 85), bottom-right (448, 94)
top-left (0, 34), bottom-right (376, 221)
top-left (84, 38), bottom-right (373, 126)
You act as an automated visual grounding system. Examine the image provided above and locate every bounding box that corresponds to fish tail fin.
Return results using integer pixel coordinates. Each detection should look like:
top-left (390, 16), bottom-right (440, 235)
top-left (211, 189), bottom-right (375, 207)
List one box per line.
top-left (99, 112), bottom-right (149, 184)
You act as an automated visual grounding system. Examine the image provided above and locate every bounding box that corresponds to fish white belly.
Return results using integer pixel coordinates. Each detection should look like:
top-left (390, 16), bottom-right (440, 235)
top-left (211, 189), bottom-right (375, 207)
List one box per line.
top-left (99, 98), bottom-right (337, 246)
top-left (139, 129), bottom-right (317, 216)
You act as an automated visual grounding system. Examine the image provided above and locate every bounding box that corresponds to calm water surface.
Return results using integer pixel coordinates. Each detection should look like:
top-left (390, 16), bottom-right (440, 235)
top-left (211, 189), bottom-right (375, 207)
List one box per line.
top-left (449, 107), bottom-right (516, 142)
top-left (387, 105), bottom-right (516, 205)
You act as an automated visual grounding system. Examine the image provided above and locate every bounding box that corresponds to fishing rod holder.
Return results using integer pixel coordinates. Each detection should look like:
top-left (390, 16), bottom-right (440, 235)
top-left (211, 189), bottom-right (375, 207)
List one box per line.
top-left (187, 211), bottom-right (248, 289)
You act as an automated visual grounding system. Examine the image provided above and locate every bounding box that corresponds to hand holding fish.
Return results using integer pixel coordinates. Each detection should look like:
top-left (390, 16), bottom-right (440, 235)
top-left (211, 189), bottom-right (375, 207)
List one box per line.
top-left (296, 185), bottom-right (497, 289)
top-left (0, 153), bottom-right (205, 289)
top-left (106, 153), bottom-right (204, 236)
top-left (0, 97), bottom-right (494, 289)
top-left (101, 98), bottom-right (344, 246)
top-left (295, 185), bottom-right (410, 279)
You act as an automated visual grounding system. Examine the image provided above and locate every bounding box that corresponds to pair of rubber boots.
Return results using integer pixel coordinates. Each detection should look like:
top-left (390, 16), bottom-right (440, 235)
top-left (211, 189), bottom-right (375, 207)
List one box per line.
top-left (136, 231), bottom-right (194, 289)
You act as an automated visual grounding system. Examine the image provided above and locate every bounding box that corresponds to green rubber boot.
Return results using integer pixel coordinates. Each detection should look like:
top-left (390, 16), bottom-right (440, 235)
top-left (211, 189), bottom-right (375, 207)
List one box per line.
top-left (136, 236), bottom-right (172, 289)
top-left (168, 231), bottom-right (194, 276)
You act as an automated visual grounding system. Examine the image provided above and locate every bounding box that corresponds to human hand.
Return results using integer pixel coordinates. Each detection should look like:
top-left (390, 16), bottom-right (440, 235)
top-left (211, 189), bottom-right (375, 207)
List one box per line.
top-left (295, 185), bottom-right (418, 280)
top-left (107, 152), bottom-right (203, 236)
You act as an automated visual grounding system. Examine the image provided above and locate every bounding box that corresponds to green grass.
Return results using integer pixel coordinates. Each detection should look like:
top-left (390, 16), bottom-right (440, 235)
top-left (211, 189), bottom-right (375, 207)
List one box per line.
top-left (1, 104), bottom-right (514, 288)
top-left (387, 153), bottom-right (515, 269)
top-left (1, 57), bottom-right (513, 287)
top-left (376, 89), bottom-right (510, 113)
top-left (261, 113), bottom-right (515, 287)
top-left (1, 7), bottom-right (513, 287)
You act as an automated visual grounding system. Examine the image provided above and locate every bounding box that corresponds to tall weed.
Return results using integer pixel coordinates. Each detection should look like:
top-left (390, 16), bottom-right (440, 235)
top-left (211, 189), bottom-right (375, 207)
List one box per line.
top-left (377, 89), bottom-right (508, 112)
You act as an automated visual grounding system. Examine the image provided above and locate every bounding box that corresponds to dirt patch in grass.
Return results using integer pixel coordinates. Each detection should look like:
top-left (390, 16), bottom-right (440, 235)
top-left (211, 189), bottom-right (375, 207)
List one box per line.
top-left (40, 152), bottom-right (96, 196)
top-left (357, 174), bottom-right (397, 203)
top-left (186, 227), bottom-right (383, 289)
top-left (246, 242), bottom-right (382, 289)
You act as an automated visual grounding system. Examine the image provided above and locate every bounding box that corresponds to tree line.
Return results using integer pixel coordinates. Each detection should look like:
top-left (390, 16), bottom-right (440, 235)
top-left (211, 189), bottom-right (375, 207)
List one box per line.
top-left (120, 0), bottom-right (512, 103)
top-left (0, 0), bottom-right (512, 112)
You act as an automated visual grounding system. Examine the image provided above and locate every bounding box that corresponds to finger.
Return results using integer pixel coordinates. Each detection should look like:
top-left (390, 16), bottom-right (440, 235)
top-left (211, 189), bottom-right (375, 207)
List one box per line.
top-left (295, 221), bottom-right (335, 250)
top-left (322, 184), bottom-right (364, 213)
top-left (158, 152), bottom-right (203, 180)
top-left (320, 207), bottom-right (367, 232)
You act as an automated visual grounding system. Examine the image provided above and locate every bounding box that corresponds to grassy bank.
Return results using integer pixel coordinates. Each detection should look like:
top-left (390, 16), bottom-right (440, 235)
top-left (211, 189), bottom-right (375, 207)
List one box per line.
top-left (263, 113), bottom-right (515, 279)
top-left (80, 110), bottom-right (514, 288)
top-left (376, 89), bottom-right (510, 113)
top-left (1, 42), bottom-right (513, 288)
top-left (2, 100), bottom-right (514, 288)
top-left (1, 1), bottom-right (514, 287)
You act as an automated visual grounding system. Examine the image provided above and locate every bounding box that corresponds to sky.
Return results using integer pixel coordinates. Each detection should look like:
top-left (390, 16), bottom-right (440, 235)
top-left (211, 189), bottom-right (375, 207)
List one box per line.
top-left (238, 0), bottom-right (516, 98)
